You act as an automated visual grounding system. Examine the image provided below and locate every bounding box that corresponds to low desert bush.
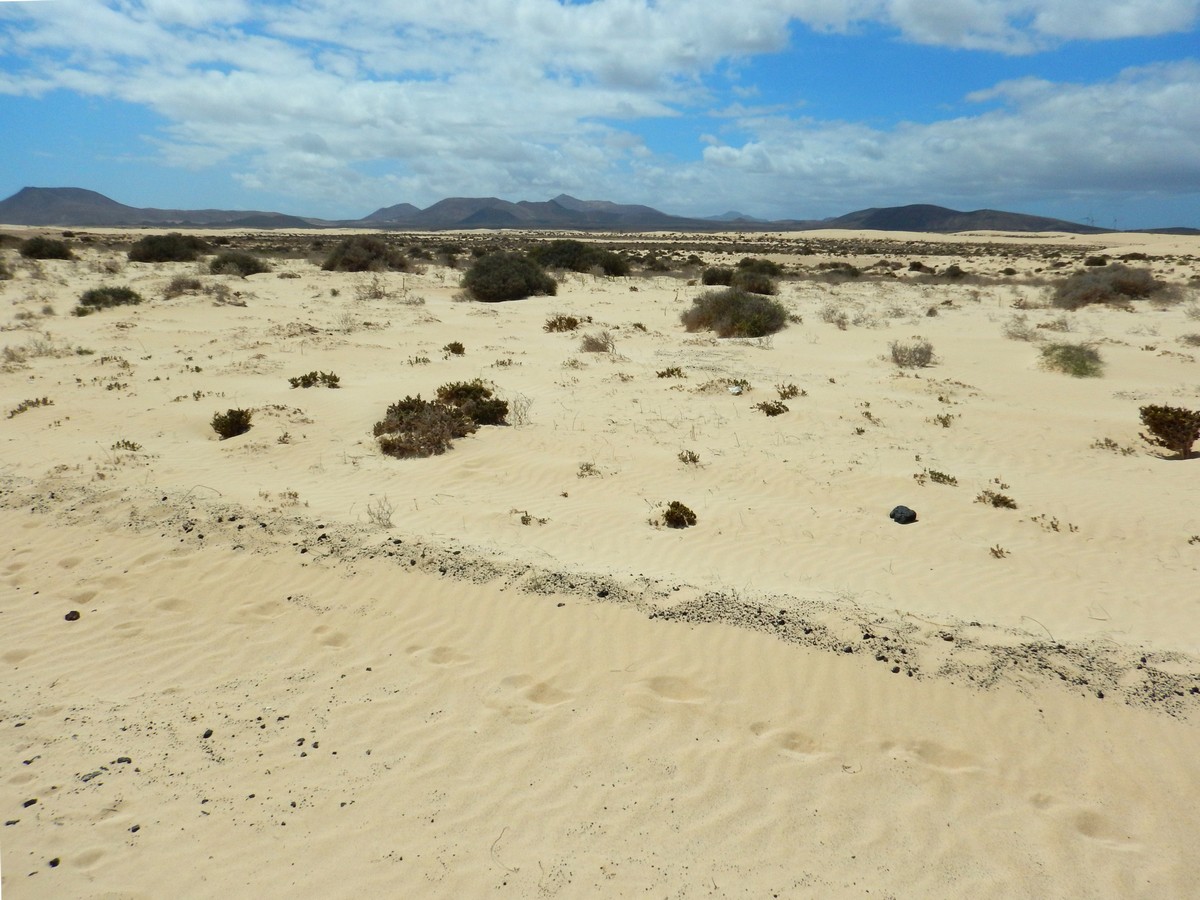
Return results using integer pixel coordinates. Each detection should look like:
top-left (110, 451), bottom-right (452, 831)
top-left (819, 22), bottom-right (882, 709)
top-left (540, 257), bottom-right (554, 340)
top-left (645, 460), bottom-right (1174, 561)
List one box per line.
top-left (544, 314), bottom-right (587, 332)
top-left (462, 251), bottom-right (556, 303)
top-left (435, 379), bottom-right (509, 426)
top-left (19, 236), bottom-right (74, 260)
top-left (163, 275), bottom-right (203, 298)
top-left (660, 500), bottom-right (697, 529)
top-left (1051, 264), bottom-right (1177, 309)
top-left (212, 408), bottom-right (253, 439)
top-left (75, 286), bottom-right (144, 315)
top-left (531, 239), bottom-right (629, 276)
top-left (701, 266), bottom-right (734, 286)
top-left (128, 232), bottom-right (209, 263)
top-left (579, 330), bottom-right (616, 353)
top-left (1139, 404), bottom-right (1200, 458)
top-left (1002, 313), bottom-right (1042, 342)
top-left (754, 400), bottom-right (788, 416)
top-left (321, 235), bottom-right (408, 272)
top-left (1039, 342), bottom-right (1103, 377)
top-left (288, 371), bottom-right (340, 389)
top-left (976, 489), bottom-right (1018, 509)
top-left (889, 337), bottom-right (934, 368)
top-left (680, 287), bottom-right (788, 338)
top-left (731, 270), bottom-right (777, 295)
top-left (374, 396), bottom-right (477, 458)
top-left (657, 366), bottom-right (685, 378)
top-left (210, 250), bottom-right (270, 277)
top-left (443, 341), bottom-right (465, 356)
top-left (737, 257), bottom-right (783, 277)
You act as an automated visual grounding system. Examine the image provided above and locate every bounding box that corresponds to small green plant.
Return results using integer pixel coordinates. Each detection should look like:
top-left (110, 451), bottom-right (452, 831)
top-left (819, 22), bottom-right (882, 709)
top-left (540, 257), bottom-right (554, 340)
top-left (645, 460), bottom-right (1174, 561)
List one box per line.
top-left (1091, 437), bottom-right (1138, 456)
top-left (680, 287), bottom-right (788, 338)
top-left (776, 383), bottom-right (802, 400)
top-left (111, 439), bottom-right (142, 451)
top-left (7, 397), bottom-right (53, 418)
top-left (989, 544), bottom-right (1009, 559)
top-left (889, 337), bottom-right (934, 368)
top-left (577, 461), bottom-right (600, 478)
top-left (754, 400), bottom-right (788, 416)
top-left (435, 379), bottom-right (509, 425)
top-left (19, 237), bottom-right (74, 260)
top-left (211, 408), bottom-right (253, 439)
top-left (288, 371), bottom-right (340, 389)
top-left (407, 355), bottom-right (431, 366)
top-left (976, 489), bottom-right (1018, 509)
top-left (127, 232), bottom-right (209, 263)
top-left (678, 449), bottom-right (700, 465)
top-left (442, 341), bottom-right (465, 356)
top-left (580, 330), bottom-right (615, 353)
top-left (660, 500), bottom-right (697, 529)
top-left (210, 250), bottom-right (270, 277)
top-left (929, 413), bottom-right (955, 428)
top-left (914, 469), bottom-right (957, 486)
top-left (75, 286), bottom-right (144, 315)
top-left (657, 366), bottom-right (685, 379)
top-left (462, 251), bottom-right (556, 303)
top-left (1139, 404), bottom-right (1200, 458)
top-left (1040, 342), bottom-right (1103, 377)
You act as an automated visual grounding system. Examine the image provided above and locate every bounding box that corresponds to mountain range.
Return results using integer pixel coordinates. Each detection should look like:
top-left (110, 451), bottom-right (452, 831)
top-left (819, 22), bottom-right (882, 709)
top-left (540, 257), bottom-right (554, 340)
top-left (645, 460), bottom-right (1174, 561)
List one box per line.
top-left (1, 186), bottom-right (1194, 235)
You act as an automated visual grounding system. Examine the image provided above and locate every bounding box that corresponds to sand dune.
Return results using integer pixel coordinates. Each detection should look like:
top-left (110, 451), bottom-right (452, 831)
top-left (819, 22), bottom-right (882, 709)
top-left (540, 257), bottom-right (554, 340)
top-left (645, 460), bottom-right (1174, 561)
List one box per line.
top-left (2, 227), bottom-right (1199, 897)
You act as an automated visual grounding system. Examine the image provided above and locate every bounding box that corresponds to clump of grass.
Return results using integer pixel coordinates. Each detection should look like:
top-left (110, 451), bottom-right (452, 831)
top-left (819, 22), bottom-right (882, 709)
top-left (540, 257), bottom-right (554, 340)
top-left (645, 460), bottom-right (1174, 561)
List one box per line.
top-left (210, 250), bottom-right (270, 277)
top-left (1139, 404), bottom-right (1200, 458)
top-left (1002, 313), bottom-right (1042, 342)
top-left (1039, 342), bottom-right (1103, 377)
top-left (681, 287), bottom-right (788, 338)
top-left (544, 314), bottom-right (588, 332)
top-left (754, 400), bottom-right (788, 416)
top-left (75, 286), bottom-right (144, 316)
top-left (1051, 264), bottom-right (1179, 309)
top-left (657, 366), bottom-right (685, 379)
top-left (889, 337), bottom-right (934, 368)
top-left (776, 383), bottom-right (802, 399)
top-left (678, 449), bottom-right (700, 465)
top-left (730, 270), bottom-right (777, 295)
top-left (580, 330), bottom-right (616, 353)
top-left (163, 275), bottom-right (203, 298)
top-left (443, 341), bottom-right (465, 356)
top-left (111, 439), bottom-right (142, 451)
top-left (211, 408), bottom-right (253, 439)
top-left (913, 469), bottom-right (957, 486)
top-left (976, 489), bottom-right (1018, 509)
top-left (288, 371), bottom-right (340, 389)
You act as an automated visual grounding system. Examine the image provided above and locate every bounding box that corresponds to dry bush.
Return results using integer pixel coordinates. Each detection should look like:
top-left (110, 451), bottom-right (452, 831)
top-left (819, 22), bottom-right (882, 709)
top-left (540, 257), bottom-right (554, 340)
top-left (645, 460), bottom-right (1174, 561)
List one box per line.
top-left (889, 337), bottom-right (934, 368)
top-left (211, 408), bottom-right (253, 439)
top-left (374, 396), bottom-right (477, 458)
top-left (1039, 342), bottom-right (1103, 377)
top-left (1002, 313), bottom-right (1042, 342)
top-left (580, 330), bottom-right (616, 353)
top-left (1051, 264), bottom-right (1179, 309)
top-left (681, 287), bottom-right (788, 338)
top-left (210, 250), bottom-right (270, 277)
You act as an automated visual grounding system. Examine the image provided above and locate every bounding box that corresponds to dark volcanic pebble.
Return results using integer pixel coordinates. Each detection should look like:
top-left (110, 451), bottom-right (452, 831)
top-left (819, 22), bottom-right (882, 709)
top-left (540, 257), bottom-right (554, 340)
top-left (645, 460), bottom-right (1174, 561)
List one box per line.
top-left (48, 858), bottom-right (60, 867)
top-left (64, 610), bottom-right (80, 621)
top-left (202, 729), bottom-right (213, 739)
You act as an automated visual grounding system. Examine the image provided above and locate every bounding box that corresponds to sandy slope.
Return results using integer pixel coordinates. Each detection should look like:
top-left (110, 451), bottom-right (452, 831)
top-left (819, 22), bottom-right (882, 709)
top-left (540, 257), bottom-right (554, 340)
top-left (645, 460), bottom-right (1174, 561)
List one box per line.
top-left (2, 228), bottom-right (1199, 898)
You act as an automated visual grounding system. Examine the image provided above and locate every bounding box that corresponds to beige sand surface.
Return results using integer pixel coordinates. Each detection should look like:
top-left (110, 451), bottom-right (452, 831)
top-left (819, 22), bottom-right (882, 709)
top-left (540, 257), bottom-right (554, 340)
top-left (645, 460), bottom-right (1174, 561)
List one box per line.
top-left (2, 228), bottom-right (1199, 898)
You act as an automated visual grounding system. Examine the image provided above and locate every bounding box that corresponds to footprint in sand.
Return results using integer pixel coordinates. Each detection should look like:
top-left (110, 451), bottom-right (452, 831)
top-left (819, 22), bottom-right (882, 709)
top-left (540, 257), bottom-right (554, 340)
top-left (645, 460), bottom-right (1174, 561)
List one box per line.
top-left (641, 676), bottom-right (706, 703)
top-left (749, 722), bottom-right (824, 758)
top-left (404, 645), bottom-right (469, 666)
top-left (1030, 794), bottom-right (1135, 846)
top-left (313, 625), bottom-right (349, 648)
top-left (881, 740), bottom-right (978, 772)
top-left (488, 674), bottom-right (573, 723)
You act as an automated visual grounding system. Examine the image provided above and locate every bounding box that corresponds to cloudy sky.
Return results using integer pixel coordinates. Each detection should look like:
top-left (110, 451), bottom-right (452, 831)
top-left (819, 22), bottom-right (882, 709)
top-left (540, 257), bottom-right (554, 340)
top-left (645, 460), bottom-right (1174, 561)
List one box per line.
top-left (1, 0), bottom-right (1198, 227)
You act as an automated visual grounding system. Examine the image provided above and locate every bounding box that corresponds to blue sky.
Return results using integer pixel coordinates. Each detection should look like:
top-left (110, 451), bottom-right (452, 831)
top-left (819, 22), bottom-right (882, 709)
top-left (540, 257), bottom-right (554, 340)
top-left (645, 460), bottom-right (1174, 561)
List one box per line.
top-left (1, 0), bottom-right (1198, 228)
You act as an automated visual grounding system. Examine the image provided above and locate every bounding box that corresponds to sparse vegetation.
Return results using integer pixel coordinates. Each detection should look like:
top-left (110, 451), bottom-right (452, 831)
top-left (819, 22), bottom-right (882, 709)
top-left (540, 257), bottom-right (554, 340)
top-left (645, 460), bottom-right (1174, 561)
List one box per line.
top-left (544, 314), bottom-right (587, 332)
top-left (776, 383), bottom-right (802, 399)
top-left (754, 400), bottom-right (788, 416)
top-left (321, 235), bottom-right (408, 272)
top-left (976, 489), bottom-right (1018, 509)
top-left (531, 239), bottom-right (629, 276)
top-left (680, 287), bottom-right (788, 338)
top-left (211, 408), bottom-right (253, 439)
top-left (111, 439), bottom-right (142, 451)
top-left (657, 367), bottom-right (685, 379)
top-left (463, 251), bottom-right (556, 303)
top-left (435, 379), bottom-right (509, 426)
top-left (288, 371), bottom-right (340, 389)
top-left (75, 286), bottom-right (144, 315)
top-left (1002, 313), bottom-right (1042, 342)
top-left (128, 232), bottom-right (209, 263)
top-left (443, 341), bottom-right (465, 356)
top-left (1091, 437), bottom-right (1138, 456)
top-left (210, 250), bottom-right (270, 277)
top-left (1139, 404), bottom-right (1200, 458)
top-left (660, 500), bottom-right (697, 529)
top-left (889, 337), bottom-right (934, 368)
top-left (374, 396), bottom-right (476, 458)
top-left (20, 237), bottom-right (74, 260)
top-left (701, 266), bottom-right (734, 286)
top-left (678, 449), bottom-right (700, 465)
top-left (579, 330), bottom-right (616, 353)
top-left (163, 275), bottom-right (203, 298)
top-left (731, 270), bottom-right (778, 295)
top-left (1039, 342), bottom-right (1103, 377)
top-left (7, 397), bottom-right (53, 418)
top-left (1051, 264), bottom-right (1179, 309)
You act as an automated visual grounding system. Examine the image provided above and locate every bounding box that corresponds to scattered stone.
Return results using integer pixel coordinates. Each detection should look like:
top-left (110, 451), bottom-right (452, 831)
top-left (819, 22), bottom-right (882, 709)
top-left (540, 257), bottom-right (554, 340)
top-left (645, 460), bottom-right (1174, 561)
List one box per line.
top-left (130, 824), bottom-right (140, 833)
top-left (48, 858), bottom-right (60, 868)
top-left (889, 505), bottom-right (918, 525)
top-left (64, 610), bottom-right (80, 621)
top-left (22, 799), bottom-right (37, 808)
top-left (202, 728), bottom-right (213, 739)
top-left (116, 756), bottom-right (132, 764)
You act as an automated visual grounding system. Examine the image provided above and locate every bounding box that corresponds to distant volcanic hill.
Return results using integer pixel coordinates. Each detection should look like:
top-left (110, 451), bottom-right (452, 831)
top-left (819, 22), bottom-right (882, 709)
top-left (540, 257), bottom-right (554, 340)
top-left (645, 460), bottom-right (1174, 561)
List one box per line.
top-left (1, 186), bottom-right (1187, 234)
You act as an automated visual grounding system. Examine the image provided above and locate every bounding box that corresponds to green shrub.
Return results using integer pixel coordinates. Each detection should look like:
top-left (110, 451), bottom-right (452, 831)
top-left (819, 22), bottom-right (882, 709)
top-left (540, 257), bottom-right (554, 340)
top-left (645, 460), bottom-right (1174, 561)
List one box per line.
top-left (443, 341), bottom-right (465, 356)
top-left (889, 338), bottom-right (935, 368)
top-left (462, 251), bottom-right (556, 303)
top-left (210, 250), bottom-right (270, 277)
top-left (75, 286), bottom-right (144, 315)
top-left (975, 489), bottom-right (1017, 509)
top-left (544, 314), bottom-right (587, 332)
top-left (20, 237), bottom-right (73, 260)
top-left (657, 366), bottom-right (685, 378)
top-left (374, 396), bottom-right (477, 458)
top-left (435, 379), bottom-right (509, 426)
top-left (680, 287), bottom-right (788, 338)
top-left (128, 232), bottom-right (209, 263)
top-left (754, 400), bottom-right (788, 416)
top-left (1139, 404), bottom-right (1200, 458)
top-left (1039, 342), bottom-right (1103, 377)
top-left (288, 371), bottom-right (340, 389)
top-left (211, 408), bottom-right (253, 439)
top-left (661, 500), bottom-right (697, 529)
top-left (701, 266), bottom-right (734, 286)
top-left (321, 235), bottom-right (408, 272)
top-left (1051, 264), bottom-right (1176, 309)
top-left (737, 257), bottom-right (783, 277)
top-left (731, 270), bottom-right (777, 295)
top-left (532, 239), bottom-right (629, 276)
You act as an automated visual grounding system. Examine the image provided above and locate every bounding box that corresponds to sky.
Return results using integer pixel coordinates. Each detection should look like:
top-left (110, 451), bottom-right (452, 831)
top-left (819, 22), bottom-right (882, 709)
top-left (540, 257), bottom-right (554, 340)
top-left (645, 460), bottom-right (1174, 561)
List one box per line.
top-left (1, 0), bottom-right (1198, 228)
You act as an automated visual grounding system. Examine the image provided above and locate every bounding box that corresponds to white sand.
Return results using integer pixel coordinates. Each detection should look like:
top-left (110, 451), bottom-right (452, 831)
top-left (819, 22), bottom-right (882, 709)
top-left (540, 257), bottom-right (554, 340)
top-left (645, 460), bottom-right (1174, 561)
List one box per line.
top-left (2, 227), bottom-right (1199, 898)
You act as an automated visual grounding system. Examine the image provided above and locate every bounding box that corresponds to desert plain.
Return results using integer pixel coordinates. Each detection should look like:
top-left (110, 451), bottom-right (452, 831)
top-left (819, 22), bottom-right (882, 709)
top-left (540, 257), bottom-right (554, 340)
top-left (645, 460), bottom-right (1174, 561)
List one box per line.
top-left (1, 226), bottom-right (1199, 898)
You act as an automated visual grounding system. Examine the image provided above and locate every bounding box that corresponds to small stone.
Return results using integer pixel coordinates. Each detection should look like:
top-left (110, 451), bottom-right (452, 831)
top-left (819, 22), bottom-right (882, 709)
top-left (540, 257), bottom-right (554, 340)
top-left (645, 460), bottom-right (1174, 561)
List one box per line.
top-left (202, 729), bottom-right (213, 739)
top-left (22, 799), bottom-right (37, 808)
top-left (116, 756), bottom-right (132, 764)
top-left (48, 858), bottom-right (60, 868)
top-left (130, 824), bottom-right (140, 833)
top-left (64, 610), bottom-right (81, 622)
